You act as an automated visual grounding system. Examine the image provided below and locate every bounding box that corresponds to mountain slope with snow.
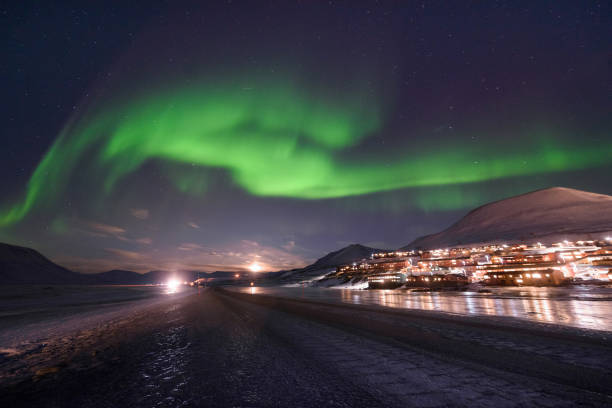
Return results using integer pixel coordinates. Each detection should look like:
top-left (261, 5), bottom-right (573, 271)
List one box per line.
top-left (403, 187), bottom-right (612, 249)
top-left (0, 243), bottom-right (90, 284)
top-left (309, 244), bottom-right (386, 269)
top-left (276, 244), bottom-right (387, 284)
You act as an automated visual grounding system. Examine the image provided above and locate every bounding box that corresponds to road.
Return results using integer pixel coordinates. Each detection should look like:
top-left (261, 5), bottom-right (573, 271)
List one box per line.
top-left (1, 287), bottom-right (610, 407)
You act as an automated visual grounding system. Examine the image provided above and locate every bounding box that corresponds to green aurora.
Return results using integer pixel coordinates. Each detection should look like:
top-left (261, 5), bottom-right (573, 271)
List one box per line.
top-left (1, 80), bottom-right (611, 227)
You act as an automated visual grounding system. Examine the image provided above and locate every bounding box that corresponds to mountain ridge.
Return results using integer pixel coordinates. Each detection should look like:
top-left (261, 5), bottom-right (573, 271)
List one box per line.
top-left (402, 187), bottom-right (612, 250)
top-left (0, 242), bottom-right (89, 284)
top-left (0, 243), bottom-right (269, 285)
top-left (309, 243), bottom-right (387, 270)
top-left (2, 187), bottom-right (610, 283)
top-left (275, 243), bottom-right (388, 283)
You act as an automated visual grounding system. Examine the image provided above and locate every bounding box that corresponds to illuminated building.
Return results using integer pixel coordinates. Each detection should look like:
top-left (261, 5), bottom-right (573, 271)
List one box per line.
top-left (334, 239), bottom-right (611, 288)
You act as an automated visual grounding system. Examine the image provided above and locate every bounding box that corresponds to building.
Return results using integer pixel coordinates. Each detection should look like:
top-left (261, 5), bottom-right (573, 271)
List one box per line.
top-left (367, 272), bottom-right (406, 289)
top-left (334, 239), bottom-right (611, 288)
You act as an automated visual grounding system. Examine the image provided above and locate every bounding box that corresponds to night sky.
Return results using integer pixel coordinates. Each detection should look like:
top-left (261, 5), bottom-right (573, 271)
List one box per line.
top-left (1, 1), bottom-right (610, 273)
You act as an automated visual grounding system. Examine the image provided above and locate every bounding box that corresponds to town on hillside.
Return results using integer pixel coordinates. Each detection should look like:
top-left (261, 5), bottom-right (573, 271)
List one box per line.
top-left (334, 239), bottom-right (612, 289)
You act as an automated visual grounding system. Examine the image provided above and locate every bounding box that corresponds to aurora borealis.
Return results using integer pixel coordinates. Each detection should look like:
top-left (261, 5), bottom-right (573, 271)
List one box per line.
top-left (3, 80), bottom-right (611, 228)
top-left (1, 2), bottom-right (610, 272)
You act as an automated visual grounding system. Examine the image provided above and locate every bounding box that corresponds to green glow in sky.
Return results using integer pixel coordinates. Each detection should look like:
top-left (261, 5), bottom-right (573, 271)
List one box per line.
top-left (1, 80), bottom-right (610, 227)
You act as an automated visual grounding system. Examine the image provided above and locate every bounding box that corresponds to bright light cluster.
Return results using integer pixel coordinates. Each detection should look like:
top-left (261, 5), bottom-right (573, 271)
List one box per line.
top-left (166, 279), bottom-right (181, 293)
top-left (248, 262), bottom-right (262, 272)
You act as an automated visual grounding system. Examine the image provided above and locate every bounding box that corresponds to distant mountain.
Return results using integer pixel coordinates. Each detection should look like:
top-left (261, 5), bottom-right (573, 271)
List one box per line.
top-left (142, 270), bottom-right (246, 283)
top-left (403, 187), bottom-right (612, 250)
top-left (0, 243), bottom-right (272, 284)
top-left (87, 269), bottom-right (257, 285)
top-left (202, 271), bottom-right (242, 278)
top-left (0, 242), bottom-right (89, 284)
top-left (140, 269), bottom-right (176, 284)
top-left (309, 244), bottom-right (386, 269)
top-left (94, 269), bottom-right (148, 285)
top-left (276, 244), bottom-right (387, 284)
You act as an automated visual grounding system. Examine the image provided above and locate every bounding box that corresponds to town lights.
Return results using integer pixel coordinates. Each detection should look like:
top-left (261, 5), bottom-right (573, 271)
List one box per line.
top-left (337, 239), bottom-right (609, 288)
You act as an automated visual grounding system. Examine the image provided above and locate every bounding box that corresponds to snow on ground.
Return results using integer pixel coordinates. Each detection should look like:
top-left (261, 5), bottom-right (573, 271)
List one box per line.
top-left (0, 285), bottom-right (191, 354)
top-left (2, 289), bottom-right (610, 407)
top-left (282, 272), bottom-right (332, 287)
top-left (313, 276), bottom-right (369, 289)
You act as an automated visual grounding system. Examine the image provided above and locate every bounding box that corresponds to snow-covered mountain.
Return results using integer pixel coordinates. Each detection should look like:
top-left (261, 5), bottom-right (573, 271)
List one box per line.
top-left (0, 242), bottom-right (90, 284)
top-left (276, 244), bottom-right (387, 284)
top-left (308, 244), bottom-right (386, 269)
top-left (403, 187), bottom-right (612, 250)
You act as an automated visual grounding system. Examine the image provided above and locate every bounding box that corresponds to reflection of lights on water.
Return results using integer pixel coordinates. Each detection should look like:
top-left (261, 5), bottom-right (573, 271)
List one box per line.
top-left (483, 297), bottom-right (495, 315)
top-left (431, 292), bottom-right (441, 311)
top-left (250, 286), bottom-right (257, 294)
top-left (464, 295), bottom-right (476, 315)
top-left (247, 287), bottom-right (611, 331)
top-left (493, 298), bottom-right (504, 316)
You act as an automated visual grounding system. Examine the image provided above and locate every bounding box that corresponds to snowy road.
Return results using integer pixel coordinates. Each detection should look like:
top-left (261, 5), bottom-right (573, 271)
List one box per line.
top-left (1, 288), bottom-right (610, 407)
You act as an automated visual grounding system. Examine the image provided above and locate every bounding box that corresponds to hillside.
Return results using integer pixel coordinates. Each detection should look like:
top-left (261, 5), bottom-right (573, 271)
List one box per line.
top-left (0, 243), bottom-right (89, 284)
top-left (404, 187), bottom-right (612, 249)
top-left (276, 243), bottom-right (387, 284)
top-left (310, 244), bottom-right (386, 269)
top-left (0, 243), bottom-right (277, 284)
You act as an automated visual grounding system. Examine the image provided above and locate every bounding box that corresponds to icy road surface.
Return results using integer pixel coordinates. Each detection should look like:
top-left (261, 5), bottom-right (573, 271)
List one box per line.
top-left (231, 285), bottom-right (612, 331)
top-left (1, 287), bottom-right (610, 407)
